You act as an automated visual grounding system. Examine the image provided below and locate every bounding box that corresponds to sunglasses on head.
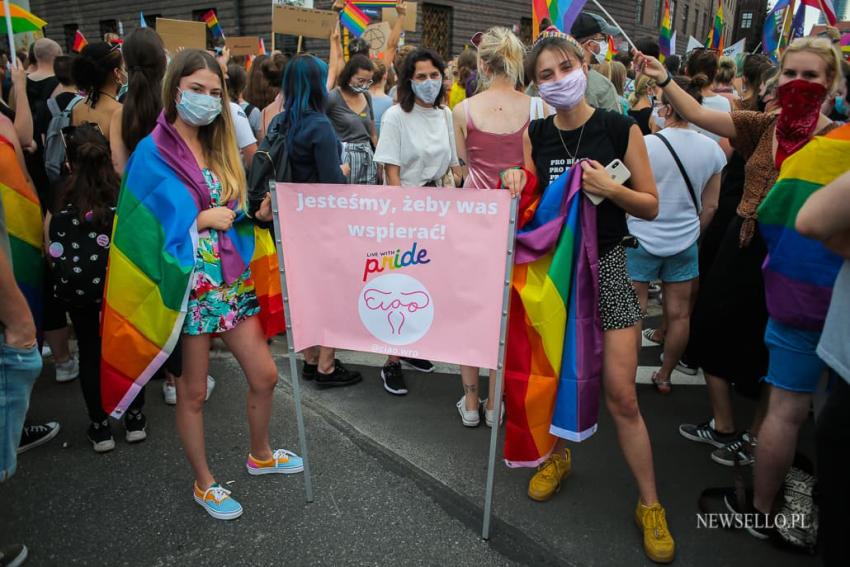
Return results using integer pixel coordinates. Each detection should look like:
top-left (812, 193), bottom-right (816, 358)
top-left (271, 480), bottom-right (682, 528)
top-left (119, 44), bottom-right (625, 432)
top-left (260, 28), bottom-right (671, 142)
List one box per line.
top-left (470, 32), bottom-right (483, 49)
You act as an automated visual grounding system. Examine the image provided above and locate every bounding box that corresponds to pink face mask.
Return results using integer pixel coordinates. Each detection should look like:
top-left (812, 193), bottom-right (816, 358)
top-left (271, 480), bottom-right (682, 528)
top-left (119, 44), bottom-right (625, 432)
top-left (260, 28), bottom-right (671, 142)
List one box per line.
top-left (538, 68), bottom-right (587, 110)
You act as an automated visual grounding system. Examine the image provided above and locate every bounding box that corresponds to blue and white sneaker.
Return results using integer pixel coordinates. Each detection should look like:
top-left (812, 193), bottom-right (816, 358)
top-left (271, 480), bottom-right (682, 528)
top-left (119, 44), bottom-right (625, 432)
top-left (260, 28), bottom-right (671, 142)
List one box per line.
top-left (193, 483), bottom-right (243, 520)
top-left (246, 448), bottom-right (304, 475)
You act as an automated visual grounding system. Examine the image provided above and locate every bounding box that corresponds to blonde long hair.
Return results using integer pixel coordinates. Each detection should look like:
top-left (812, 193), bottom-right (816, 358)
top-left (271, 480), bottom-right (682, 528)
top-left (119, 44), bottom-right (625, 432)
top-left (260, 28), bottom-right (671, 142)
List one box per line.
top-left (477, 26), bottom-right (526, 86)
top-left (780, 36), bottom-right (843, 94)
top-left (162, 49), bottom-right (246, 206)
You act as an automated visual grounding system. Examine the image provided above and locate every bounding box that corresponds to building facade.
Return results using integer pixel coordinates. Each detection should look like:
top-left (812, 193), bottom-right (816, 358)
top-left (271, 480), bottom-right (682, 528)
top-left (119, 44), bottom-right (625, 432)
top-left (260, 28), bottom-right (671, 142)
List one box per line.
top-left (730, 0), bottom-right (766, 52)
top-left (29, 0), bottom-right (738, 61)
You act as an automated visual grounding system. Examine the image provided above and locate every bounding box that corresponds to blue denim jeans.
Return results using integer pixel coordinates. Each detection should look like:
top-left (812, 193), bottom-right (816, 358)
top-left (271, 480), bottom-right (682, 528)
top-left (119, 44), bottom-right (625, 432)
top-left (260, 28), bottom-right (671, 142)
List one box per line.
top-left (0, 334), bottom-right (42, 482)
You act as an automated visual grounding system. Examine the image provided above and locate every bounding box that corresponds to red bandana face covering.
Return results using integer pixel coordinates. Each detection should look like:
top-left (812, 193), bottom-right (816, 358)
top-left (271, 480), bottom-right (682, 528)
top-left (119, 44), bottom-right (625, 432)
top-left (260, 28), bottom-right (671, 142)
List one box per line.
top-left (775, 79), bottom-right (828, 169)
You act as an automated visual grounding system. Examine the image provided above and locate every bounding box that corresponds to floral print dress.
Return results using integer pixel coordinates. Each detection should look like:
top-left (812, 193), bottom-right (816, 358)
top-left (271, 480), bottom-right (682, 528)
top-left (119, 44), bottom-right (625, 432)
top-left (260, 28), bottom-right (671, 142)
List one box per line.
top-left (182, 169), bottom-right (260, 335)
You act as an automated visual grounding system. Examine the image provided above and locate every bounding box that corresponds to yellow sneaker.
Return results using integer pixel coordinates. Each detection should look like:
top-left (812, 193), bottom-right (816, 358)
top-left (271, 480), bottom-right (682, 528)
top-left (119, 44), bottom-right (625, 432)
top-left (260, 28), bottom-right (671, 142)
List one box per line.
top-left (635, 501), bottom-right (676, 564)
top-left (527, 449), bottom-right (571, 502)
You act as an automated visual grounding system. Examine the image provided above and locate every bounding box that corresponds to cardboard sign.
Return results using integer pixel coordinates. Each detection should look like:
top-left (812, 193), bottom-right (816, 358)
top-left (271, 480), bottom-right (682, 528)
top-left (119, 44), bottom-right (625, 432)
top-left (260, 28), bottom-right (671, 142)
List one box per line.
top-left (156, 18), bottom-right (207, 51)
top-left (272, 5), bottom-right (338, 39)
top-left (382, 2), bottom-right (417, 32)
top-left (362, 22), bottom-right (391, 58)
top-left (226, 36), bottom-right (260, 56)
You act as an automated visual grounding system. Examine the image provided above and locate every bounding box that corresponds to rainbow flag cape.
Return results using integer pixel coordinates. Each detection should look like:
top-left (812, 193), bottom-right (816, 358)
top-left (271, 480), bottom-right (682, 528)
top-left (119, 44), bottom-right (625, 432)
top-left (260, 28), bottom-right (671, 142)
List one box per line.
top-left (0, 136), bottom-right (42, 326)
top-left (504, 164), bottom-right (602, 467)
top-left (101, 114), bottom-right (283, 417)
top-left (757, 124), bottom-right (850, 332)
top-left (72, 30), bottom-right (87, 53)
top-left (0, 2), bottom-right (47, 34)
top-left (659, 0), bottom-right (672, 62)
top-left (341, 1), bottom-right (370, 38)
top-left (532, 0), bottom-right (588, 38)
top-left (201, 9), bottom-right (225, 39)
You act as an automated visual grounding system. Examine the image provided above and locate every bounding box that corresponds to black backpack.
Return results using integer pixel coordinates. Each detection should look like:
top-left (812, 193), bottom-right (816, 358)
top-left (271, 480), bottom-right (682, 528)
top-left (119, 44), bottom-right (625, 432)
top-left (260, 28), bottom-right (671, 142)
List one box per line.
top-left (247, 112), bottom-right (292, 228)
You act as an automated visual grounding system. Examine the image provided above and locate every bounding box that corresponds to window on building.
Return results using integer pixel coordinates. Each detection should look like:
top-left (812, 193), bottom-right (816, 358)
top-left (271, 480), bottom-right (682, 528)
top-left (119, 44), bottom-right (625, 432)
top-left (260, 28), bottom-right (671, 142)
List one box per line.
top-left (422, 3), bottom-right (452, 61)
top-left (682, 4), bottom-right (689, 33)
top-left (653, 0), bottom-right (661, 26)
top-left (702, 12), bottom-right (708, 38)
top-left (99, 19), bottom-right (117, 41)
top-left (636, 0), bottom-right (644, 24)
top-left (741, 11), bottom-right (753, 30)
top-left (63, 24), bottom-right (79, 54)
top-left (520, 17), bottom-right (533, 46)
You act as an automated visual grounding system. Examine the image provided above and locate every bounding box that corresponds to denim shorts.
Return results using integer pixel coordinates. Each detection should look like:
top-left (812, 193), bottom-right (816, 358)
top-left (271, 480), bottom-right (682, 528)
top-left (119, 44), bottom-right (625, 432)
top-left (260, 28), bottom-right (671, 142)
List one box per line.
top-left (627, 241), bottom-right (699, 283)
top-left (763, 318), bottom-right (825, 394)
top-left (0, 335), bottom-right (42, 482)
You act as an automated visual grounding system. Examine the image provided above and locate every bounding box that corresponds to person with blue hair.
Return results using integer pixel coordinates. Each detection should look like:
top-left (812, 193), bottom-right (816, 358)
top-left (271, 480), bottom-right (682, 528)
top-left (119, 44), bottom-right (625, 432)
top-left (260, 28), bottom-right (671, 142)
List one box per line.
top-left (275, 54), bottom-right (363, 388)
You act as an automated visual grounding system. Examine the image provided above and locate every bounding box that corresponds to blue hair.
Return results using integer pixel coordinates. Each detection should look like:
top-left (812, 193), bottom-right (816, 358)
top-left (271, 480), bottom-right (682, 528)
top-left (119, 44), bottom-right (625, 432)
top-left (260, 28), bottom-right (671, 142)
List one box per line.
top-left (282, 54), bottom-right (328, 133)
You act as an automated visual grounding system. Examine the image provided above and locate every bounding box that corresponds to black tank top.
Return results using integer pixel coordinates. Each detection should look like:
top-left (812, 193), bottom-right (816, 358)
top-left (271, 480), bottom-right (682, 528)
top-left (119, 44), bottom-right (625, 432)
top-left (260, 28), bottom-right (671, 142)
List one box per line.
top-left (529, 109), bottom-right (636, 253)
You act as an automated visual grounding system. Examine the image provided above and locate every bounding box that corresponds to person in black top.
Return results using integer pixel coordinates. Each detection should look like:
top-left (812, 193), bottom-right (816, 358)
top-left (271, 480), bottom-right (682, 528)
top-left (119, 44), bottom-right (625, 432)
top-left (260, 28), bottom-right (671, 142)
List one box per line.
top-left (502, 29), bottom-right (674, 564)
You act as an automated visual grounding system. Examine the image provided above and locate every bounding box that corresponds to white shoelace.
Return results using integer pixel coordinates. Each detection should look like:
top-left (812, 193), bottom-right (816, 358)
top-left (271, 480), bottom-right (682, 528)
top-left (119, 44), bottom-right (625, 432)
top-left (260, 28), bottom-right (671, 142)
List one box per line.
top-left (272, 449), bottom-right (297, 462)
top-left (203, 484), bottom-right (231, 503)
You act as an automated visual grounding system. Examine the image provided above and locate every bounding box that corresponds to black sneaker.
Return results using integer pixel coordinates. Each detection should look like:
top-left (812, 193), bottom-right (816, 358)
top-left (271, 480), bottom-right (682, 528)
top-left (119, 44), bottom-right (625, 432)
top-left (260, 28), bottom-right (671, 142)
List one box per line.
top-left (678, 419), bottom-right (737, 448)
top-left (400, 357), bottom-right (435, 373)
top-left (124, 409), bottom-right (147, 443)
top-left (711, 432), bottom-right (756, 466)
top-left (302, 361), bottom-right (318, 381)
top-left (17, 421), bottom-right (60, 454)
top-left (87, 419), bottom-right (115, 453)
top-left (315, 360), bottom-right (362, 388)
top-left (381, 362), bottom-right (408, 395)
top-left (0, 543), bottom-right (28, 567)
top-left (723, 489), bottom-right (775, 540)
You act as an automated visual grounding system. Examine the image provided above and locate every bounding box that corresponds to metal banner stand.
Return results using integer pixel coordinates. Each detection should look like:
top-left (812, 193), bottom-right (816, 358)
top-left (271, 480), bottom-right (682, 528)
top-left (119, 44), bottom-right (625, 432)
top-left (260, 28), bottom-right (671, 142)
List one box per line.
top-left (271, 184), bottom-right (314, 503)
top-left (482, 198), bottom-right (519, 540)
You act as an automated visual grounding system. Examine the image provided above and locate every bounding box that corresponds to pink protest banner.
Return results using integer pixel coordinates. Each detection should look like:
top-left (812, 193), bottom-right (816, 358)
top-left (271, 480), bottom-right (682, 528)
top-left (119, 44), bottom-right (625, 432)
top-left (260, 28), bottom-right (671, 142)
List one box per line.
top-left (274, 183), bottom-right (512, 368)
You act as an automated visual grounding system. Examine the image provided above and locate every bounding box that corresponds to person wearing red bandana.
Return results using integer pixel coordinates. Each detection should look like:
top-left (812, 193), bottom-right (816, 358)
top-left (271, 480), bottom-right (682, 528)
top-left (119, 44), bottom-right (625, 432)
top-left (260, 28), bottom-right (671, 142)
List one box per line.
top-left (634, 37), bottom-right (843, 542)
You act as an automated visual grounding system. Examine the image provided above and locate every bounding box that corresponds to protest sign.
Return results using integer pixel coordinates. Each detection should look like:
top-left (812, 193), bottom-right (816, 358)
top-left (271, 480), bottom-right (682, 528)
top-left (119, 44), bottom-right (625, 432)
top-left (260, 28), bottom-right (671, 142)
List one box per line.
top-left (382, 2), bottom-right (417, 32)
top-left (274, 184), bottom-right (512, 369)
top-left (723, 38), bottom-right (746, 57)
top-left (156, 18), bottom-right (206, 51)
top-left (272, 5), bottom-right (338, 39)
top-left (362, 22), bottom-right (391, 57)
top-left (226, 36), bottom-right (260, 56)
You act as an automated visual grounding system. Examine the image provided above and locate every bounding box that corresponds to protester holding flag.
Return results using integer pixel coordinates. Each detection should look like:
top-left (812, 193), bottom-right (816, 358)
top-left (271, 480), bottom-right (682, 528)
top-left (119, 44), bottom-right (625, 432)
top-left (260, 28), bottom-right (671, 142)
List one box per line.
top-left (70, 42), bottom-right (124, 144)
top-left (635, 37), bottom-right (841, 491)
top-left (501, 28), bottom-right (674, 564)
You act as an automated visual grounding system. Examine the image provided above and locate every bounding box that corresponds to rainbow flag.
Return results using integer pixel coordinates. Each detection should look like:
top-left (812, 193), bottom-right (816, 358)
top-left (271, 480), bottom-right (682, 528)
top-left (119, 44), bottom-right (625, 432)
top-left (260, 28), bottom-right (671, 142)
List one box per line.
top-left (341, 1), bottom-right (370, 38)
top-left (101, 114), bottom-right (283, 417)
top-left (0, 136), bottom-right (43, 327)
top-left (659, 0), bottom-right (672, 62)
top-left (605, 35), bottom-right (616, 61)
top-left (762, 0), bottom-right (790, 61)
top-left (0, 2), bottom-right (47, 34)
top-left (705, 0), bottom-right (724, 50)
top-left (504, 164), bottom-right (602, 467)
top-left (201, 9), bottom-right (225, 39)
top-left (757, 124), bottom-right (850, 332)
top-left (532, 0), bottom-right (589, 38)
top-left (258, 37), bottom-right (267, 55)
top-left (72, 29), bottom-right (87, 53)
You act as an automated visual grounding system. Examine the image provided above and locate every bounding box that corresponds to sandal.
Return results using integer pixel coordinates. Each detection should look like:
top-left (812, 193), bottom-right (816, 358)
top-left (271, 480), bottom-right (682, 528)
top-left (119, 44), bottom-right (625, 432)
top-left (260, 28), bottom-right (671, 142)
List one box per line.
top-left (651, 371), bottom-right (672, 394)
top-left (642, 328), bottom-right (664, 345)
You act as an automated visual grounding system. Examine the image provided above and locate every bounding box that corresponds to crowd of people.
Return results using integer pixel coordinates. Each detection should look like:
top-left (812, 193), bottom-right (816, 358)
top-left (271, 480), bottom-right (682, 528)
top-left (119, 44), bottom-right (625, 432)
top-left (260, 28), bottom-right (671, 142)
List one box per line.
top-left (1, 2), bottom-right (849, 565)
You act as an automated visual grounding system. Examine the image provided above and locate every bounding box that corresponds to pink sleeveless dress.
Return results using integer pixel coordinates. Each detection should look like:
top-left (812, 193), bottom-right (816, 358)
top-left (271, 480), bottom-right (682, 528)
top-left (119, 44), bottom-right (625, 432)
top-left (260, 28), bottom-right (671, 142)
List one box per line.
top-left (461, 99), bottom-right (531, 190)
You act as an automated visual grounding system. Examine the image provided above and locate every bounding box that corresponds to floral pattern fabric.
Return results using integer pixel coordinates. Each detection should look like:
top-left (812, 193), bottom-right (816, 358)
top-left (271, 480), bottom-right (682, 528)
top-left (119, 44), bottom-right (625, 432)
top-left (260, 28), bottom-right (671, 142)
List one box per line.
top-left (182, 169), bottom-right (259, 335)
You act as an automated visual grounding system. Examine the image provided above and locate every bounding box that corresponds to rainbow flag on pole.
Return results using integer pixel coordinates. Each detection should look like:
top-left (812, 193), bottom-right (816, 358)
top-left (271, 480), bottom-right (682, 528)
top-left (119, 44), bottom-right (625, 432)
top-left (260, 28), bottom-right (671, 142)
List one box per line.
top-left (0, 2), bottom-right (47, 34)
top-left (659, 0), bottom-right (672, 62)
top-left (201, 9), bottom-right (225, 39)
top-left (705, 0), bottom-right (724, 50)
top-left (532, 0), bottom-right (589, 38)
top-left (72, 29), bottom-right (87, 53)
top-left (101, 114), bottom-right (283, 417)
top-left (504, 164), bottom-right (602, 467)
top-left (757, 124), bottom-right (850, 332)
top-left (341, 1), bottom-right (371, 38)
top-left (0, 136), bottom-right (42, 327)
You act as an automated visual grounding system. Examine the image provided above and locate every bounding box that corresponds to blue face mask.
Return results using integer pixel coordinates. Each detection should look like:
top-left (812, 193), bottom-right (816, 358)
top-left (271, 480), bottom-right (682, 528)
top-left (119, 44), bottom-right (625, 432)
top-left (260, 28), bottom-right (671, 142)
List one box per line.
top-left (835, 96), bottom-right (848, 117)
top-left (176, 89), bottom-right (222, 127)
top-left (411, 78), bottom-right (442, 105)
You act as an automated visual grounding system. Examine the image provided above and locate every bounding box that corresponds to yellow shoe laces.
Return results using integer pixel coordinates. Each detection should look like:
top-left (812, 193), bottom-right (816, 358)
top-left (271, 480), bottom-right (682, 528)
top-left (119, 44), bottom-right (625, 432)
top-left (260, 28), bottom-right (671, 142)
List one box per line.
top-left (645, 506), bottom-right (670, 540)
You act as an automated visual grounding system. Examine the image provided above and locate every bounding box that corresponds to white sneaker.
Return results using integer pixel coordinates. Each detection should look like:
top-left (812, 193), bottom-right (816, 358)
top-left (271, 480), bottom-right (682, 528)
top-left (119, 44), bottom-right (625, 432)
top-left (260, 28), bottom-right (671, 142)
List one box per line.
top-left (483, 399), bottom-right (505, 428)
top-left (205, 375), bottom-right (216, 401)
top-left (162, 381), bottom-right (177, 405)
top-left (55, 355), bottom-right (79, 383)
top-left (456, 396), bottom-right (480, 427)
top-left (42, 344), bottom-right (52, 358)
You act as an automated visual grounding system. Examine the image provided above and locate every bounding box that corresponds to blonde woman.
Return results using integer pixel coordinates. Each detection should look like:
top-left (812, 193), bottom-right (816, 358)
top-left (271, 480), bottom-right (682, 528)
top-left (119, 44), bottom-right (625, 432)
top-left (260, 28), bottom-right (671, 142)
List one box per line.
top-left (598, 60), bottom-right (629, 114)
top-left (452, 27), bottom-right (547, 428)
top-left (105, 50), bottom-right (301, 521)
top-left (628, 74), bottom-right (656, 135)
top-left (712, 56), bottom-right (740, 106)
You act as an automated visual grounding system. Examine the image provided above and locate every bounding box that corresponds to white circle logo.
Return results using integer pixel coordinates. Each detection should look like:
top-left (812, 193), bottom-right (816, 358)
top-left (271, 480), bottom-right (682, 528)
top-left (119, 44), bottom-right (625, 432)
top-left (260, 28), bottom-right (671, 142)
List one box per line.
top-left (358, 273), bottom-right (434, 345)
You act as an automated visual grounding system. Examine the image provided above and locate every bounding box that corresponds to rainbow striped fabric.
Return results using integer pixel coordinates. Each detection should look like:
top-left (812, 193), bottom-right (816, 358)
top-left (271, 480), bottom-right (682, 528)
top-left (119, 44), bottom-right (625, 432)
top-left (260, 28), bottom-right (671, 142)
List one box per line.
top-left (532, 0), bottom-right (589, 38)
top-left (201, 9), bottom-right (225, 39)
top-left (0, 2), bottom-right (47, 34)
top-left (505, 164), bottom-right (602, 467)
top-left (352, 1), bottom-right (397, 7)
top-left (706, 0), bottom-right (724, 50)
top-left (341, 1), bottom-right (371, 37)
top-left (101, 114), bottom-right (282, 417)
top-left (659, 0), bottom-right (672, 62)
top-left (757, 123), bottom-right (850, 332)
top-left (0, 136), bottom-right (42, 326)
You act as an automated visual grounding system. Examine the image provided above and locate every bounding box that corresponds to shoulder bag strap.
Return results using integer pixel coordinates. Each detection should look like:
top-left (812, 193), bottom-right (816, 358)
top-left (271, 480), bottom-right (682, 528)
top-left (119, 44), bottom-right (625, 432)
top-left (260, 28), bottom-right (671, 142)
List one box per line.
top-left (655, 132), bottom-right (700, 213)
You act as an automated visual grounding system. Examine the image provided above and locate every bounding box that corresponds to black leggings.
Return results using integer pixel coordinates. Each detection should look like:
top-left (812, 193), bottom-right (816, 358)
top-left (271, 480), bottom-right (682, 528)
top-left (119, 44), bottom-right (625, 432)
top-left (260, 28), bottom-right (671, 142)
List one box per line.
top-left (816, 374), bottom-right (850, 566)
top-left (67, 304), bottom-right (144, 422)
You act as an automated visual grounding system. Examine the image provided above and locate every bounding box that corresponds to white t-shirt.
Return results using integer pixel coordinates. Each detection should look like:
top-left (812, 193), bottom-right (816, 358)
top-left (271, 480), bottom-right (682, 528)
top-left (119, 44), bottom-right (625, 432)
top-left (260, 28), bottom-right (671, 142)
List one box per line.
top-left (373, 104), bottom-right (459, 187)
top-left (229, 102), bottom-right (257, 149)
top-left (629, 128), bottom-right (726, 257)
top-left (689, 95), bottom-right (731, 142)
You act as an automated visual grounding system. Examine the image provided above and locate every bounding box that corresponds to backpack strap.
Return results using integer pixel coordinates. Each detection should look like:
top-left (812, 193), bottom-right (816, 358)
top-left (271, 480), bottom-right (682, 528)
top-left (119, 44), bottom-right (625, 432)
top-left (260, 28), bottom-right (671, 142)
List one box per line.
top-left (47, 97), bottom-right (60, 117)
top-left (654, 132), bottom-right (700, 213)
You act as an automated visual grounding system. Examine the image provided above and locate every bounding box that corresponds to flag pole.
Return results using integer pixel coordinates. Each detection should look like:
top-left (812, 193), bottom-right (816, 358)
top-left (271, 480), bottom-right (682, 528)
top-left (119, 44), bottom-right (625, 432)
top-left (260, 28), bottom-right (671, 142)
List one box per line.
top-left (271, 1), bottom-right (276, 52)
top-left (590, 0), bottom-right (637, 52)
top-left (3, 1), bottom-right (15, 69)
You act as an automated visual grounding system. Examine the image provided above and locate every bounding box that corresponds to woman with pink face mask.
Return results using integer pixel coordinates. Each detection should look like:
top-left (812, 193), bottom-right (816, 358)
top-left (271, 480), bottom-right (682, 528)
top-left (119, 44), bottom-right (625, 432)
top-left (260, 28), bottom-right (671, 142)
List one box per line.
top-left (636, 37), bottom-right (843, 542)
top-left (501, 28), bottom-right (671, 564)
